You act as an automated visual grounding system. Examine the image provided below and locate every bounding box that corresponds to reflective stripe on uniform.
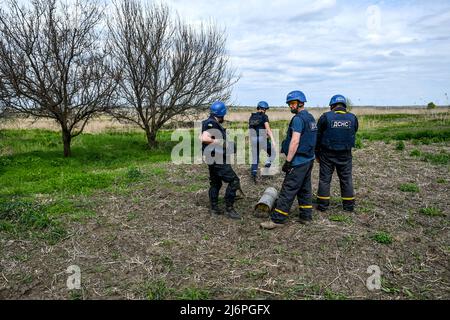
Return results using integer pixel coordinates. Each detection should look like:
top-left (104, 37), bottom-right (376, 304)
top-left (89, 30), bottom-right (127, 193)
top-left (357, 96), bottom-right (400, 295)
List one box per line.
top-left (299, 205), bottom-right (313, 209)
top-left (274, 208), bottom-right (289, 216)
top-left (335, 111), bottom-right (347, 114)
top-left (342, 197), bottom-right (355, 201)
top-left (317, 196), bottom-right (331, 200)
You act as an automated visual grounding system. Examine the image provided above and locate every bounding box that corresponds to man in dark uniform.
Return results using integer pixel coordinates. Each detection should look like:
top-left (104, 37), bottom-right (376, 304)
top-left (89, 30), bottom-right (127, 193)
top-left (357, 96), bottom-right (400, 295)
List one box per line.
top-left (315, 94), bottom-right (359, 212)
top-left (261, 90), bottom-right (317, 229)
top-left (249, 101), bottom-right (276, 183)
top-left (201, 101), bottom-right (241, 219)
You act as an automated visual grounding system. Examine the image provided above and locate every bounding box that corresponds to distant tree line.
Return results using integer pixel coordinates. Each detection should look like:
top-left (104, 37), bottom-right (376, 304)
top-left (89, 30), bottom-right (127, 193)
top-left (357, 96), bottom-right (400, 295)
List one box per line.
top-left (0, 0), bottom-right (237, 157)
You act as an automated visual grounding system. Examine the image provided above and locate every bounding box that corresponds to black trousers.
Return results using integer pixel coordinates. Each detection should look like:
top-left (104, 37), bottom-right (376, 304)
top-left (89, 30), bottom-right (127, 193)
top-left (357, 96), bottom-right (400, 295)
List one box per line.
top-left (208, 163), bottom-right (240, 207)
top-left (317, 149), bottom-right (355, 210)
top-left (271, 160), bottom-right (314, 223)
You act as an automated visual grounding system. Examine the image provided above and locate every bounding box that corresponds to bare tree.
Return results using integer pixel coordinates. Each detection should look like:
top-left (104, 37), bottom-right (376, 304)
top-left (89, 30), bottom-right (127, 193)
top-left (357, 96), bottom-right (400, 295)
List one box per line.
top-left (0, 0), bottom-right (117, 157)
top-left (0, 83), bottom-right (5, 120)
top-left (107, 1), bottom-right (237, 148)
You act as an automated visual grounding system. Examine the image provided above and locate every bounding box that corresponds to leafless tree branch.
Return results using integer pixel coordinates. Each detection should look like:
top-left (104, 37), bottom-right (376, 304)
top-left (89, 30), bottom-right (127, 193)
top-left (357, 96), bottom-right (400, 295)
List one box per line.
top-left (107, 0), bottom-right (238, 148)
top-left (0, 0), bottom-right (118, 156)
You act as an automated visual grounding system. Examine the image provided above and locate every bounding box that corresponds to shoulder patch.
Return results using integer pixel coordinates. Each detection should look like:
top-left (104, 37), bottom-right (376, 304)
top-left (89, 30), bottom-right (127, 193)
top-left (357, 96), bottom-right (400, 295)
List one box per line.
top-left (207, 123), bottom-right (213, 127)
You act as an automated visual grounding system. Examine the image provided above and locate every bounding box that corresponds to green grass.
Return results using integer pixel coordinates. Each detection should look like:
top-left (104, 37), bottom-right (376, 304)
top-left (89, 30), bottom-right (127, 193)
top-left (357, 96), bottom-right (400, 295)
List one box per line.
top-left (0, 129), bottom-right (177, 242)
top-left (421, 151), bottom-right (450, 165)
top-left (371, 231), bottom-right (393, 245)
top-left (324, 289), bottom-right (348, 300)
top-left (395, 141), bottom-right (405, 151)
top-left (381, 278), bottom-right (401, 294)
top-left (409, 149), bottom-right (450, 165)
top-left (283, 282), bottom-right (322, 300)
top-left (0, 129), bottom-right (175, 198)
top-left (228, 112), bottom-right (450, 147)
top-left (142, 279), bottom-right (210, 300)
top-left (145, 279), bottom-right (174, 300)
top-left (0, 198), bottom-right (67, 244)
top-left (176, 287), bottom-right (210, 300)
top-left (399, 183), bottom-right (420, 193)
top-left (329, 214), bottom-right (352, 223)
top-left (356, 113), bottom-right (450, 144)
top-left (419, 207), bottom-right (445, 217)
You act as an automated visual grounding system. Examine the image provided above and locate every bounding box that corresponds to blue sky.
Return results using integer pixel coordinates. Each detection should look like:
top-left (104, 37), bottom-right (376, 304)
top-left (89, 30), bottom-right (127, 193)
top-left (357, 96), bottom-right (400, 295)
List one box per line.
top-left (166, 0), bottom-right (450, 106)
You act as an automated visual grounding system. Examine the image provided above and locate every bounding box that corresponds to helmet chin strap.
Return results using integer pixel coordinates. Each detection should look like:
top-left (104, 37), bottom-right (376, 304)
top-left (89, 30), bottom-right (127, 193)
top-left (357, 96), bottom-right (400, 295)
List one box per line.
top-left (290, 103), bottom-right (304, 114)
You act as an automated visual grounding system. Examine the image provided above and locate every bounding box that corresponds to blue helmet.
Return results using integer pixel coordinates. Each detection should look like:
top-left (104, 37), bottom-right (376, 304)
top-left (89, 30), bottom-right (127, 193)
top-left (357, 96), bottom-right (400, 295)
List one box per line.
top-left (286, 90), bottom-right (307, 104)
top-left (329, 95), bottom-right (347, 107)
top-left (210, 101), bottom-right (227, 117)
top-left (257, 101), bottom-right (269, 110)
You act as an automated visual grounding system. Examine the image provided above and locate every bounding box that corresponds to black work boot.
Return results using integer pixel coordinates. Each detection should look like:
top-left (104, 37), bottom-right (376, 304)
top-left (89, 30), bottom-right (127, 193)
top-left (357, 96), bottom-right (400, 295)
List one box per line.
top-left (225, 205), bottom-right (241, 220)
top-left (298, 216), bottom-right (313, 225)
top-left (317, 199), bottom-right (330, 212)
top-left (210, 203), bottom-right (223, 216)
top-left (343, 199), bottom-right (355, 212)
top-left (343, 205), bottom-right (354, 212)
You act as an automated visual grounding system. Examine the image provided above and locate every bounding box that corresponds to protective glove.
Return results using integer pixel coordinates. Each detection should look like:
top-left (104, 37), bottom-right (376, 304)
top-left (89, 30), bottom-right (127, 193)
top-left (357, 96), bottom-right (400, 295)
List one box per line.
top-left (282, 160), bottom-right (292, 173)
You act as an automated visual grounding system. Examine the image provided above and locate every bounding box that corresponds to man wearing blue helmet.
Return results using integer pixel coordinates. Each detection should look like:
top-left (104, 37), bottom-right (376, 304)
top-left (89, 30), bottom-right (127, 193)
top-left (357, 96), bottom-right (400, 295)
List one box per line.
top-left (315, 95), bottom-right (359, 212)
top-left (201, 101), bottom-right (241, 220)
top-left (261, 91), bottom-right (317, 229)
top-left (249, 101), bottom-right (276, 183)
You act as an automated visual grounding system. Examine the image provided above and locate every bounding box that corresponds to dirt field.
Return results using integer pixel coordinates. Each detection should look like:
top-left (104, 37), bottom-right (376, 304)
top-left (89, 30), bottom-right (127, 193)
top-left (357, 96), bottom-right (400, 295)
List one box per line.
top-left (1, 140), bottom-right (448, 299)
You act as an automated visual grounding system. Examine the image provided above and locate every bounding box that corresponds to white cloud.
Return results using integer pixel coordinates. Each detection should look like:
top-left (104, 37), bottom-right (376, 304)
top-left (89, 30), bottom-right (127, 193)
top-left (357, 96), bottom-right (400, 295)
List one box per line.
top-left (164, 0), bottom-right (450, 106)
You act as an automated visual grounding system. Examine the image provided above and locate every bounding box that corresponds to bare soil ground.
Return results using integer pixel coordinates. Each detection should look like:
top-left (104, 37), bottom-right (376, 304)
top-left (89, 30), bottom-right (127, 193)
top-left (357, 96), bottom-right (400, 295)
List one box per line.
top-left (0, 141), bottom-right (449, 299)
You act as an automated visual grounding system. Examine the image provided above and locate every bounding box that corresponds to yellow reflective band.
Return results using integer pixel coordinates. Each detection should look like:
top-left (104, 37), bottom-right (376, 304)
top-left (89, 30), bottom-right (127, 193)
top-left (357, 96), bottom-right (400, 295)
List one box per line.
top-left (317, 196), bottom-right (331, 200)
top-left (342, 197), bottom-right (355, 201)
top-left (274, 208), bottom-right (289, 216)
top-left (335, 111), bottom-right (347, 114)
top-left (299, 205), bottom-right (313, 209)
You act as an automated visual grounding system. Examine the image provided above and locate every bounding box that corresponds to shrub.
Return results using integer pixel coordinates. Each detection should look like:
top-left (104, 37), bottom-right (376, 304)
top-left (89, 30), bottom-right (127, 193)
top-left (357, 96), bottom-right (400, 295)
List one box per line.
top-left (427, 102), bottom-right (436, 109)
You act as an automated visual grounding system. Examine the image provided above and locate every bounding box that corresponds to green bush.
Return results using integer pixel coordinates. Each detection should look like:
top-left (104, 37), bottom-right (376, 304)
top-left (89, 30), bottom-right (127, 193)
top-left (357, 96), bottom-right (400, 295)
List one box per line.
top-left (427, 102), bottom-right (436, 109)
